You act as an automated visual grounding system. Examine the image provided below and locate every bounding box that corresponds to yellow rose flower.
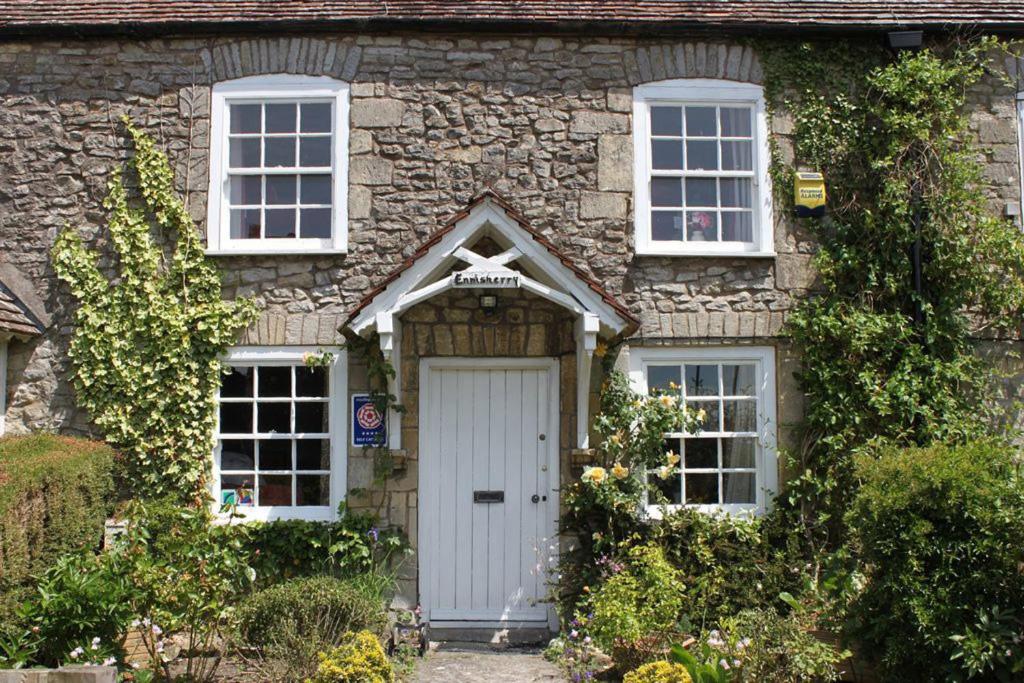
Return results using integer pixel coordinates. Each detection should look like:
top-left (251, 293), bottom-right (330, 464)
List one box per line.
top-left (657, 465), bottom-right (674, 480)
top-left (658, 394), bottom-right (678, 408)
top-left (665, 450), bottom-right (681, 467)
top-left (594, 341), bottom-right (608, 358)
top-left (611, 462), bottom-right (629, 479)
top-left (608, 432), bottom-right (622, 446)
top-left (582, 466), bottom-right (608, 485)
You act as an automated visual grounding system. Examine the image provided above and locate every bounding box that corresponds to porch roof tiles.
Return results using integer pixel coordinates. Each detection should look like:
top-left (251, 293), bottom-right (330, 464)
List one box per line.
top-left (0, 285), bottom-right (43, 337)
top-left (343, 189), bottom-right (639, 333)
top-left (1, 1), bottom-right (1023, 36)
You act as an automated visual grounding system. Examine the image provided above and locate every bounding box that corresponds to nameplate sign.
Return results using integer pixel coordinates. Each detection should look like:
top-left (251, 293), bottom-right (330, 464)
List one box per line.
top-left (452, 271), bottom-right (522, 288)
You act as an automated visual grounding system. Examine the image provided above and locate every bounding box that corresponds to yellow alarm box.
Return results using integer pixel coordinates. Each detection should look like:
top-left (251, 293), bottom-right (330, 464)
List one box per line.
top-left (794, 172), bottom-right (826, 218)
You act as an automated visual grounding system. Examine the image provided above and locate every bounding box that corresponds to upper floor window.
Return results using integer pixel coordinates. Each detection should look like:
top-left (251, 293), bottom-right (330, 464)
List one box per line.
top-left (207, 75), bottom-right (349, 255)
top-left (633, 80), bottom-right (773, 256)
top-left (628, 346), bottom-right (778, 515)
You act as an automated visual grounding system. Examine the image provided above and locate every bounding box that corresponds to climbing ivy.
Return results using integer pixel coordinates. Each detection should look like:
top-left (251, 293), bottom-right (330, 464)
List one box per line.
top-left (759, 38), bottom-right (1024, 544)
top-left (52, 119), bottom-right (259, 505)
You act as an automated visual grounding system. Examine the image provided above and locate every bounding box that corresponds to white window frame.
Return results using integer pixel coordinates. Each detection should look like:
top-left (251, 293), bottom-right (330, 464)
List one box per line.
top-left (627, 345), bottom-right (778, 516)
top-left (206, 75), bottom-right (350, 255)
top-left (1017, 92), bottom-right (1024, 211)
top-left (633, 79), bottom-right (774, 257)
top-left (212, 346), bottom-right (347, 522)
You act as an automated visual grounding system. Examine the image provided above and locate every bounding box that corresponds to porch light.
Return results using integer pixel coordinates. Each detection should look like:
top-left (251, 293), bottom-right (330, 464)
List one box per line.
top-left (479, 294), bottom-right (498, 314)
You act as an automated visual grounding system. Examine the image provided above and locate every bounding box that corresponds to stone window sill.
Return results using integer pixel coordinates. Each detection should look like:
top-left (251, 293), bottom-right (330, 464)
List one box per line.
top-left (634, 249), bottom-right (777, 258)
top-left (205, 249), bottom-right (347, 257)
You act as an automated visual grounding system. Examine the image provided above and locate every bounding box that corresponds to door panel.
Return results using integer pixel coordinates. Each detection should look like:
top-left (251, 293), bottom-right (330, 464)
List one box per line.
top-left (419, 362), bottom-right (555, 624)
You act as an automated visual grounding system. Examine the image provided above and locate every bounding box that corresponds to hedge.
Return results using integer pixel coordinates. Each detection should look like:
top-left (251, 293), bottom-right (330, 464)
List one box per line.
top-left (0, 434), bottom-right (115, 626)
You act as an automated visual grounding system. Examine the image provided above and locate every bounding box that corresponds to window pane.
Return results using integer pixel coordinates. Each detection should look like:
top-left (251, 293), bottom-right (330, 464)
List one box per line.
top-left (221, 474), bottom-right (255, 506)
top-left (296, 366), bottom-right (328, 397)
top-left (230, 104), bottom-right (261, 134)
top-left (219, 402), bottom-right (252, 434)
top-left (685, 364), bottom-right (719, 396)
top-left (259, 367), bottom-right (291, 397)
top-left (259, 474), bottom-right (292, 506)
top-left (687, 211), bottom-right (718, 241)
top-left (650, 106), bottom-right (682, 136)
top-left (686, 140), bottom-right (718, 170)
top-left (722, 364), bottom-right (756, 396)
top-left (651, 178), bottom-right (683, 207)
top-left (685, 473), bottom-right (718, 504)
top-left (723, 472), bottom-right (756, 504)
top-left (688, 399), bottom-right (721, 432)
top-left (229, 138), bottom-right (260, 168)
top-left (300, 103), bottom-right (332, 133)
top-left (230, 176), bottom-right (262, 205)
top-left (301, 175), bottom-right (332, 205)
top-left (722, 212), bottom-right (753, 242)
top-left (221, 366), bottom-right (254, 398)
top-left (650, 467), bottom-right (681, 505)
top-left (264, 138), bottom-right (296, 167)
top-left (300, 208), bottom-right (332, 239)
top-left (297, 475), bottom-right (331, 506)
top-left (722, 438), bottom-right (756, 468)
top-left (266, 175), bottom-right (297, 205)
top-left (259, 439), bottom-right (292, 470)
top-left (720, 107), bottom-right (752, 137)
top-left (221, 439), bottom-right (255, 470)
top-left (685, 437), bottom-right (718, 469)
top-left (685, 106), bottom-right (717, 136)
top-left (651, 211), bottom-right (683, 241)
top-left (299, 137), bottom-right (331, 167)
top-left (257, 402), bottom-right (290, 434)
top-left (652, 140), bottom-right (683, 170)
top-left (297, 439), bottom-right (331, 470)
top-left (648, 365), bottom-right (681, 394)
top-left (295, 402), bottom-right (328, 433)
top-left (265, 103), bottom-right (297, 133)
top-left (723, 399), bottom-right (757, 432)
top-left (230, 209), bottom-right (261, 239)
top-left (685, 178), bottom-right (717, 207)
top-left (266, 208), bottom-right (297, 238)
top-left (721, 140), bottom-right (753, 171)
top-left (720, 178), bottom-right (752, 208)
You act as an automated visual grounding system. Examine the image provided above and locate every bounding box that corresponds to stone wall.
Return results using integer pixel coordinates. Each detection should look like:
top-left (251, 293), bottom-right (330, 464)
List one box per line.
top-left (0, 30), bottom-right (1020, 446)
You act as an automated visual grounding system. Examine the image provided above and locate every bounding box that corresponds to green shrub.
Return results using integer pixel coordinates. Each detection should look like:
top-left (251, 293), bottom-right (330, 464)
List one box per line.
top-left (241, 505), bottom-right (407, 587)
top-left (587, 544), bottom-right (686, 653)
top-left (235, 575), bottom-right (389, 682)
top-left (715, 607), bottom-right (844, 682)
top-left (653, 508), bottom-right (803, 630)
top-left (0, 434), bottom-right (115, 626)
top-left (623, 660), bottom-right (693, 683)
top-left (846, 440), bottom-right (1024, 680)
top-left (307, 630), bottom-right (394, 683)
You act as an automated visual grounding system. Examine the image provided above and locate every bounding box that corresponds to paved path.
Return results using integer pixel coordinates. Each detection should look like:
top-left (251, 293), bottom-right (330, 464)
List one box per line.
top-left (412, 644), bottom-right (563, 682)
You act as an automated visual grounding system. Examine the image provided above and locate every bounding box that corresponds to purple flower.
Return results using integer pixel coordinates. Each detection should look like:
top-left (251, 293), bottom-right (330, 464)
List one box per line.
top-left (368, 527), bottom-right (380, 542)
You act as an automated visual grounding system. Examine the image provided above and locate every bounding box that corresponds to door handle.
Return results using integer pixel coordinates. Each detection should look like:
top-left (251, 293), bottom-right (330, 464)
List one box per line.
top-left (531, 494), bottom-right (547, 503)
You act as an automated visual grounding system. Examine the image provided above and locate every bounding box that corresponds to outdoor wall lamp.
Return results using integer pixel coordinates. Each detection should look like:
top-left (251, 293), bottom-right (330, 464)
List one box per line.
top-left (479, 294), bottom-right (498, 315)
top-left (886, 30), bottom-right (923, 52)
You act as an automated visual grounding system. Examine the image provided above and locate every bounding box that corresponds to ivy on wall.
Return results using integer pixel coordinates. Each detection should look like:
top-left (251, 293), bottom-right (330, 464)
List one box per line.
top-left (760, 38), bottom-right (1024, 543)
top-left (52, 120), bottom-right (259, 505)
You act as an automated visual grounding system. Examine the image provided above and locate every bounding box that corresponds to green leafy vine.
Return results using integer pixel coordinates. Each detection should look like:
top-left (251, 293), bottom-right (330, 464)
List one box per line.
top-left (758, 37), bottom-right (1024, 546)
top-left (51, 119), bottom-right (259, 505)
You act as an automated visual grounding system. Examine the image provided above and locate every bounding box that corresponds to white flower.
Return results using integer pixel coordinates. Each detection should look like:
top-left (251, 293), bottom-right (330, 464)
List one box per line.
top-left (91, 636), bottom-right (101, 649)
top-left (151, 624), bottom-right (163, 636)
top-left (102, 657), bottom-right (116, 666)
top-left (130, 619), bottom-right (141, 628)
top-left (69, 647), bottom-right (84, 659)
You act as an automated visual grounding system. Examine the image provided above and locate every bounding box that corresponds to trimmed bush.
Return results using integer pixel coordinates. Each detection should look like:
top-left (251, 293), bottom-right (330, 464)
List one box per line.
top-left (307, 630), bottom-right (393, 683)
top-left (846, 440), bottom-right (1024, 680)
top-left (235, 575), bottom-right (389, 681)
top-left (0, 434), bottom-right (115, 625)
top-left (623, 661), bottom-right (693, 683)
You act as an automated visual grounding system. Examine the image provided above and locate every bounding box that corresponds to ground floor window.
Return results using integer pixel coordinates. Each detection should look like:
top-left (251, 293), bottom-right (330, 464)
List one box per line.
top-left (628, 345), bottom-right (777, 515)
top-left (214, 346), bottom-right (346, 521)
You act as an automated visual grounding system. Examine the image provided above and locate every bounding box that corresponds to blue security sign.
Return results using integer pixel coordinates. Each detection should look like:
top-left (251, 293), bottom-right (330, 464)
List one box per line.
top-left (352, 394), bottom-right (387, 447)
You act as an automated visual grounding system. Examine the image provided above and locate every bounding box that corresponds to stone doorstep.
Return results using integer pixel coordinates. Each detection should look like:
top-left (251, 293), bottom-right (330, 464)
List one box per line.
top-left (0, 667), bottom-right (116, 683)
top-left (427, 628), bottom-right (554, 647)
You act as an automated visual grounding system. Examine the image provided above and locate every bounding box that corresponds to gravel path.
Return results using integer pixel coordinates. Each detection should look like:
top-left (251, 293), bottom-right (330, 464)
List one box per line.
top-left (412, 644), bottom-right (563, 682)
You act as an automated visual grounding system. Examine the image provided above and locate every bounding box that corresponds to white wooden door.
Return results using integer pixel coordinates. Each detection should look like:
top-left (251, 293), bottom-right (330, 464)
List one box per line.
top-left (419, 358), bottom-right (558, 626)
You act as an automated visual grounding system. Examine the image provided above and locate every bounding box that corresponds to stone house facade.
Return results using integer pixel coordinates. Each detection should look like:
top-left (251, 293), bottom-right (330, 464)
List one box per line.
top-left (1, 2), bottom-right (1023, 627)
